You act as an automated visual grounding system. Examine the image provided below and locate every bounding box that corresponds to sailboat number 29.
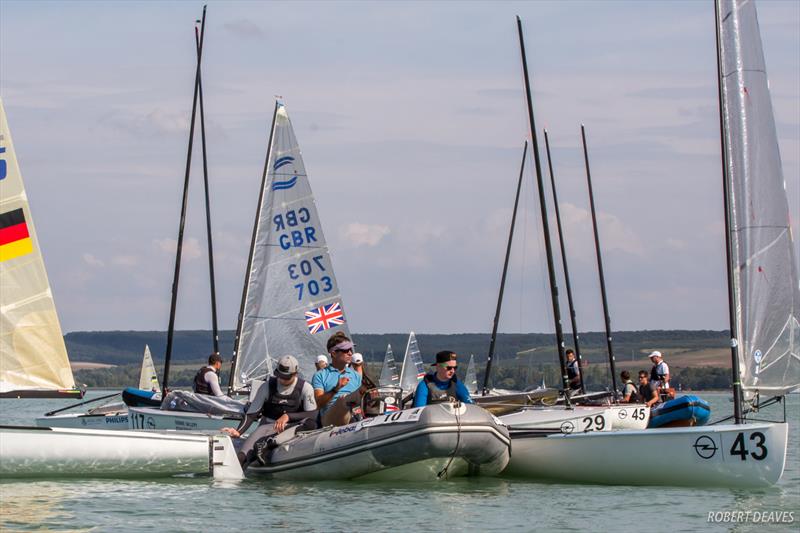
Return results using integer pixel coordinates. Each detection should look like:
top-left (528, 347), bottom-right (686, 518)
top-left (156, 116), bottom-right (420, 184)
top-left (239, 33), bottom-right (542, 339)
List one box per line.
top-left (729, 431), bottom-right (767, 460)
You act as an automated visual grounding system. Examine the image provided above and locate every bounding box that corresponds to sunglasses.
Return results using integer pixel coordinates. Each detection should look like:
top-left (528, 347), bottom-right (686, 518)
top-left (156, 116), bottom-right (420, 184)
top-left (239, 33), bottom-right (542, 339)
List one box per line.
top-left (335, 348), bottom-right (353, 354)
top-left (439, 364), bottom-right (458, 371)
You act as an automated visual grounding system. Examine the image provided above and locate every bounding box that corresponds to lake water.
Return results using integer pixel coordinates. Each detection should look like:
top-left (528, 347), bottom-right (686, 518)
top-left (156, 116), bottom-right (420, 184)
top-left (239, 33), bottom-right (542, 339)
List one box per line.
top-left (0, 391), bottom-right (797, 532)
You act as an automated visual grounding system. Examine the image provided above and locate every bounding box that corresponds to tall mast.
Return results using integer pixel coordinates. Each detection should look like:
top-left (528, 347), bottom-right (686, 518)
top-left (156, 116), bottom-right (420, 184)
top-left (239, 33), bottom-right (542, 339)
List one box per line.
top-left (162, 5), bottom-right (206, 394)
top-left (483, 141), bottom-right (528, 395)
top-left (714, 0), bottom-right (743, 424)
top-left (516, 16), bottom-right (571, 402)
top-left (228, 101), bottom-right (280, 393)
top-left (580, 125), bottom-right (619, 397)
top-left (544, 130), bottom-right (585, 394)
top-left (195, 20), bottom-right (220, 354)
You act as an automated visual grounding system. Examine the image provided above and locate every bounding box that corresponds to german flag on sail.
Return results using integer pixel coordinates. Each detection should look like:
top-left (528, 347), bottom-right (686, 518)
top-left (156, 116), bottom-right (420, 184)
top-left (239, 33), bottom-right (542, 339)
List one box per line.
top-left (0, 208), bottom-right (33, 262)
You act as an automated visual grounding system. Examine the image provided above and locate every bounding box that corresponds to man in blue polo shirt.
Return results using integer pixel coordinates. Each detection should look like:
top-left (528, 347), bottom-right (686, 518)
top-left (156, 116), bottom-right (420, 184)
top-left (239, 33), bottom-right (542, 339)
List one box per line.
top-left (312, 331), bottom-right (365, 426)
top-left (413, 351), bottom-right (474, 407)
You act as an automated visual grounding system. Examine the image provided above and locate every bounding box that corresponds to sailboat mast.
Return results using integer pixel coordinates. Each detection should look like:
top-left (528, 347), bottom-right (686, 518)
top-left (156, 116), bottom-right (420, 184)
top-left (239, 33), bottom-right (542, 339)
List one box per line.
top-left (544, 130), bottom-right (586, 394)
top-left (580, 125), bottom-right (619, 397)
top-left (516, 16), bottom-right (571, 401)
top-left (482, 141), bottom-right (528, 395)
top-left (714, 0), bottom-right (743, 424)
top-left (195, 22), bottom-right (220, 354)
top-left (162, 5), bottom-right (207, 394)
top-left (228, 100), bottom-right (280, 394)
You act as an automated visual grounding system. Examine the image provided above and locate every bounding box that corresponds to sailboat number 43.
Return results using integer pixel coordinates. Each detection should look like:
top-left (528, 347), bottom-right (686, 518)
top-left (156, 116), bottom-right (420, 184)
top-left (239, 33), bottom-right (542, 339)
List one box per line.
top-left (730, 431), bottom-right (767, 460)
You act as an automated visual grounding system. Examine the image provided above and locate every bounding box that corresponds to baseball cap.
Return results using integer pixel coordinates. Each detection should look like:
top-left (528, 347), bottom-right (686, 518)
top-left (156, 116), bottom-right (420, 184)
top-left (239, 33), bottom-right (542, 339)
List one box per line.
top-left (274, 355), bottom-right (299, 378)
top-left (434, 351), bottom-right (457, 365)
top-left (352, 353), bottom-right (363, 364)
top-left (316, 354), bottom-right (328, 364)
top-left (648, 351), bottom-right (662, 359)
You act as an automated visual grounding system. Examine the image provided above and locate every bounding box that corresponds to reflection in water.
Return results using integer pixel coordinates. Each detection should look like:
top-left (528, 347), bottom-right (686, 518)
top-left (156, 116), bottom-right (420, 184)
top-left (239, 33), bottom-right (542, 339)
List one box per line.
top-left (0, 482), bottom-right (84, 532)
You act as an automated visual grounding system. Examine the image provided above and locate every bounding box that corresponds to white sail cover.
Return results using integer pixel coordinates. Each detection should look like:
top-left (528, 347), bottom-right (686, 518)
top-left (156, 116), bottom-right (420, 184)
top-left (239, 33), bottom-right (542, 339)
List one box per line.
top-left (138, 344), bottom-right (160, 391)
top-left (399, 332), bottom-right (426, 394)
top-left (464, 353), bottom-right (478, 394)
top-left (378, 343), bottom-right (400, 387)
top-left (0, 98), bottom-right (77, 394)
top-left (719, 0), bottom-right (800, 397)
top-left (232, 102), bottom-right (350, 390)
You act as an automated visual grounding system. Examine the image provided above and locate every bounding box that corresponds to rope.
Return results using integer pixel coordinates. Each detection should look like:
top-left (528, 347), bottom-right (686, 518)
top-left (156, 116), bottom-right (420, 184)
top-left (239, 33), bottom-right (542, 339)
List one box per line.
top-left (437, 400), bottom-right (463, 479)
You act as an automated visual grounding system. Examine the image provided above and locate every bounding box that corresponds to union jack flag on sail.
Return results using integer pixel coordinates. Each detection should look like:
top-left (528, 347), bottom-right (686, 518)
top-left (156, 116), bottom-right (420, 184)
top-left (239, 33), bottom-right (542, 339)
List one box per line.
top-left (305, 301), bottom-right (345, 334)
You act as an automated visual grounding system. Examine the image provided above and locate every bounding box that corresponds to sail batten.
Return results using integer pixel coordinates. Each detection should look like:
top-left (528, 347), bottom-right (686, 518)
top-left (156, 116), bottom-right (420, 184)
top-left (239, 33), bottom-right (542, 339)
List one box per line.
top-left (0, 98), bottom-right (78, 396)
top-left (719, 0), bottom-right (800, 398)
top-left (231, 102), bottom-right (350, 390)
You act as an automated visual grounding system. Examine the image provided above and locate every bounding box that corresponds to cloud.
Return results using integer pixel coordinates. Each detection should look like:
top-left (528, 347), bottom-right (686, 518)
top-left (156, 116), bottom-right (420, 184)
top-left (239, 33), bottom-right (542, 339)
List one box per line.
top-left (223, 19), bottom-right (265, 39)
top-left (111, 255), bottom-right (139, 267)
top-left (560, 202), bottom-right (645, 257)
top-left (340, 223), bottom-right (391, 247)
top-left (82, 253), bottom-right (105, 268)
top-left (153, 237), bottom-right (202, 260)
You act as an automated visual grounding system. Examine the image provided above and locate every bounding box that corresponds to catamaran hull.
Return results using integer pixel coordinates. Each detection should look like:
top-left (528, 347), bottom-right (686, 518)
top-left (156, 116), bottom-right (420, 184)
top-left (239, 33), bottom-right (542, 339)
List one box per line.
top-left (127, 406), bottom-right (240, 432)
top-left (248, 403), bottom-right (510, 481)
top-left (500, 406), bottom-right (612, 433)
top-left (0, 426), bottom-right (242, 479)
top-left (504, 422), bottom-right (788, 487)
top-left (35, 412), bottom-right (130, 430)
top-left (606, 404), bottom-right (650, 430)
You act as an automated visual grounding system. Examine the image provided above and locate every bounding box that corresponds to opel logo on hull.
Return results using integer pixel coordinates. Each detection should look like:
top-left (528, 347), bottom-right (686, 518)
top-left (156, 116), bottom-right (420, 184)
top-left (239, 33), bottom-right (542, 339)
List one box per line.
top-left (693, 435), bottom-right (718, 459)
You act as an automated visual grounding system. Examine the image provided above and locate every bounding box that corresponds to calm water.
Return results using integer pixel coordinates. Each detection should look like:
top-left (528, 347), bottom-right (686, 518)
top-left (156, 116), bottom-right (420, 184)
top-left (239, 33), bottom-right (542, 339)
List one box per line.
top-left (1, 392), bottom-right (797, 532)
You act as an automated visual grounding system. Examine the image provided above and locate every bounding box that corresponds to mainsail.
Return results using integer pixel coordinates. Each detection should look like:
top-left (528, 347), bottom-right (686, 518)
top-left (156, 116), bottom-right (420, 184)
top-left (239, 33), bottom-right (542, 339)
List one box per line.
top-left (719, 0), bottom-right (800, 397)
top-left (231, 102), bottom-right (350, 390)
top-left (398, 331), bottom-right (425, 394)
top-left (378, 343), bottom-right (400, 387)
top-left (138, 345), bottom-right (160, 392)
top-left (0, 98), bottom-right (79, 397)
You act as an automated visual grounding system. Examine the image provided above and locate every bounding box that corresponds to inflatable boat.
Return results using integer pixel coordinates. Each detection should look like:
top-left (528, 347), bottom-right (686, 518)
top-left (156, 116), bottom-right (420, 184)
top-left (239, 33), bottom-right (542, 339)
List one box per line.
top-left (648, 395), bottom-right (711, 428)
top-left (247, 402), bottom-right (510, 481)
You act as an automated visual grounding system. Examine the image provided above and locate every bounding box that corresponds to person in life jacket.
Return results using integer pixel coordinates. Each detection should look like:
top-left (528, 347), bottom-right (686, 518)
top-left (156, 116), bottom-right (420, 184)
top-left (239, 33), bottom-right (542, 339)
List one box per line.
top-left (648, 351), bottom-right (670, 389)
top-left (620, 370), bottom-right (640, 403)
top-left (566, 349), bottom-right (582, 391)
top-left (193, 353), bottom-right (226, 397)
top-left (222, 354), bottom-right (317, 466)
top-left (412, 351), bottom-right (474, 407)
top-left (637, 370), bottom-right (661, 408)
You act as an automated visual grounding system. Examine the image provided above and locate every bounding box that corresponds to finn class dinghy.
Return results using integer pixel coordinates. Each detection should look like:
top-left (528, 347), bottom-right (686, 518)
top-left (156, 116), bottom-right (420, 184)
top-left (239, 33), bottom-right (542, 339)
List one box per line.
top-left (246, 403), bottom-right (510, 481)
top-left (505, 2), bottom-right (796, 487)
top-left (130, 100), bottom-right (350, 430)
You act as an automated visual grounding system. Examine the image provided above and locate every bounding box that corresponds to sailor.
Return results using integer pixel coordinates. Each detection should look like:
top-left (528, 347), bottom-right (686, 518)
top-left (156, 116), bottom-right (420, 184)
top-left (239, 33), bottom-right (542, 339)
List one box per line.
top-left (566, 349), bottom-right (582, 391)
top-left (648, 351), bottom-right (671, 389)
top-left (620, 370), bottom-right (640, 403)
top-left (315, 354), bottom-right (329, 371)
top-left (222, 355), bottom-right (317, 466)
top-left (413, 351), bottom-right (474, 407)
top-left (637, 371), bottom-right (661, 408)
top-left (351, 353), bottom-right (364, 376)
top-left (312, 332), bottom-right (370, 427)
top-left (193, 352), bottom-right (226, 397)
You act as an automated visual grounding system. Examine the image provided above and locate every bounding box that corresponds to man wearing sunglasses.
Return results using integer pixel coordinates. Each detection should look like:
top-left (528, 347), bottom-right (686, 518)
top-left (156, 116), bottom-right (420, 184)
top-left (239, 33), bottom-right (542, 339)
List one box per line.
top-left (312, 331), bottom-right (368, 426)
top-left (412, 351), bottom-right (474, 407)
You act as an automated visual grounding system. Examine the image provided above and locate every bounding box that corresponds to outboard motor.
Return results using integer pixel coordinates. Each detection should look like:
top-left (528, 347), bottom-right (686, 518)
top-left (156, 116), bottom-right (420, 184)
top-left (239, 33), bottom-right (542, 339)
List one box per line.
top-left (363, 386), bottom-right (403, 416)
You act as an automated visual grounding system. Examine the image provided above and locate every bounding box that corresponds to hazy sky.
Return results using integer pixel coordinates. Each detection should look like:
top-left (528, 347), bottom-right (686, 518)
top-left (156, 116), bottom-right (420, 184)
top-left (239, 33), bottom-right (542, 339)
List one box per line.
top-left (1, 0), bottom-right (798, 336)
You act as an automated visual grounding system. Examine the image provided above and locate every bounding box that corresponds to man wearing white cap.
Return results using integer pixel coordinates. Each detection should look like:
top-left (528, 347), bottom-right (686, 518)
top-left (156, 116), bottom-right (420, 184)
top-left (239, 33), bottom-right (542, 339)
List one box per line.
top-left (648, 351), bottom-right (670, 389)
top-left (351, 353), bottom-right (364, 376)
top-left (223, 354), bottom-right (317, 466)
top-left (315, 354), bottom-right (328, 371)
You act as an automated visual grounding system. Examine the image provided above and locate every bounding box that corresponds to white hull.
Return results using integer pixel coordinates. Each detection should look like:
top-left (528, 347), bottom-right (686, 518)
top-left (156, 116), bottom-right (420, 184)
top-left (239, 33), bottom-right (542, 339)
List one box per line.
top-left (606, 404), bottom-right (650, 430)
top-left (500, 406), bottom-right (612, 433)
top-left (504, 422), bottom-right (788, 487)
top-left (36, 412), bottom-right (130, 430)
top-left (127, 406), bottom-right (240, 432)
top-left (0, 426), bottom-right (243, 479)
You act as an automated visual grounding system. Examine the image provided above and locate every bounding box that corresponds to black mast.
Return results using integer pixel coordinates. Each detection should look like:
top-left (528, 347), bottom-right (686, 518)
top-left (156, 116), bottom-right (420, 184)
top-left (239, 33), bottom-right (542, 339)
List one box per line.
top-left (580, 124), bottom-right (619, 397)
top-left (162, 5), bottom-right (206, 394)
top-left (516, 16), bottom-right (571, 402)
top-left (195, 20), bottom-right (220, 354)
top-left (482, 141), bottom-right (528, 395)
top-left (544, 130), bottom-right (586, 394)
top-left (714, 0), bottom-right (743, 424)
top-left (228, 101), bottom-right (280, 394)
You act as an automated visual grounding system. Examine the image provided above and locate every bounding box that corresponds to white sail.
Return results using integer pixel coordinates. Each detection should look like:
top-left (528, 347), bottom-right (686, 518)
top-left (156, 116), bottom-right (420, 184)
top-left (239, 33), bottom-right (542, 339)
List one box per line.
top-left (0, 98), bottom-right (77, 395)
top-left (138, 345), bottom-right (159, 392)
top-left (464, 353), bottom-right (478, 394)
top-left (398, 332), bottom-right (425, 394)
top-left (719, 0), bottom-right (800, 397)
top-left (378, 343), bottom-right (400, 387)
top-left (231, 102), bottom-right (350, 390)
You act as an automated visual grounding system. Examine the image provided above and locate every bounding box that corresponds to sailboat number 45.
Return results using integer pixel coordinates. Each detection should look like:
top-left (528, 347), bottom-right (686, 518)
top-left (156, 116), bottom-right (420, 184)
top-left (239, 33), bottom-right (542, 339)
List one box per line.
top-left (730, 431), bottom-right (767, 460)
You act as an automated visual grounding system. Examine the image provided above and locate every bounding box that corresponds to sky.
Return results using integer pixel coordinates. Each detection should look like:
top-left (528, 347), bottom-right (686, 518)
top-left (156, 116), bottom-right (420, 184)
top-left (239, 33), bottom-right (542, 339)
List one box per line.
top-left (1, 0), bottom-right (798, 336)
